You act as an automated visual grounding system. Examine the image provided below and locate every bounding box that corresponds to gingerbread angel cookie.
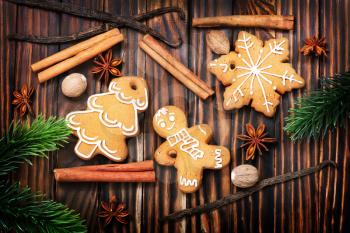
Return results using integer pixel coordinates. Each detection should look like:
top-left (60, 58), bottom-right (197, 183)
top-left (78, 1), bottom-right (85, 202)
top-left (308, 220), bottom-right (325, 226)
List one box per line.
top-left (66, 76), bottom-right (148, 162)
top-left (208, 31), bottom-right (305, 117)
top-left (153, 106), bottom-right (230, 193)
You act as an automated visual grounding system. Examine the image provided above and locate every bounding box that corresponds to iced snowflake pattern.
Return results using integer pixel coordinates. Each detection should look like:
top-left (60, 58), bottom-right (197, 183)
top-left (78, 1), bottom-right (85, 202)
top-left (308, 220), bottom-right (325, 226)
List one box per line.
top-left (209, 31), bottom-right (305, 116)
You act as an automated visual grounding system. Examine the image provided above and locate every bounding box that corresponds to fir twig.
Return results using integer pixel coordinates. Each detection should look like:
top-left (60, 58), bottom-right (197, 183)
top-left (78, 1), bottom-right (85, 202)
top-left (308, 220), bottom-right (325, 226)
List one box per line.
top-left (0, 182), bottom-right (86, 233)
top-left (0, 115), bottom-right (71, 176)
top-left (284, 72), bottom-right (350, 140)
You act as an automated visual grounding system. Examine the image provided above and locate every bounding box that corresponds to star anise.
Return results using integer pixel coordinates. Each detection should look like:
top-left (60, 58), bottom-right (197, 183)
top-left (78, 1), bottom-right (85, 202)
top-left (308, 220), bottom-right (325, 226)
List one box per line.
top-left (300, 36), bottom-right (328, 57)
top-left (237, 123), bottom-right (276, 161)
top-left (97, 196), bottom-right (129, 226)
top-left (12, 84), bottom-right (35, 118)
top-left (91, 49), bottom-right (122, 83)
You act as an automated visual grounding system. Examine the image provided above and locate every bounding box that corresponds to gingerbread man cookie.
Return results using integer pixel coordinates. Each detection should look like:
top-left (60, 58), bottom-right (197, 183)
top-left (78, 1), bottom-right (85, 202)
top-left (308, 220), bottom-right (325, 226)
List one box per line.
top-left (153, 106), bottom-right (230, 193)
top-left (208, 31), bottom-right (305, 117)
top-left (66, 76), bottom-right (148, 162)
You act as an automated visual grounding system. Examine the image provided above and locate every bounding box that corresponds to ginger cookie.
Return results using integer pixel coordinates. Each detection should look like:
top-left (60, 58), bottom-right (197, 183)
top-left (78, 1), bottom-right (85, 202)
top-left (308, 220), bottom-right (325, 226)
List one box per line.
top-left (153, 106), bottom-right (231, 193)
top-left (208, 31), bottom-right (305, 117)
top-left (66, 76), bottom-right (148, 162)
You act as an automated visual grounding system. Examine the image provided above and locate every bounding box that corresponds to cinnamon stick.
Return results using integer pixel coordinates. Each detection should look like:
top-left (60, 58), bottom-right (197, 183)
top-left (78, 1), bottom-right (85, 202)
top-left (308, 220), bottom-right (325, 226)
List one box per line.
top-left (55, 160), bottom-right (154, 172)
top-left (142, 35), bottom-right (214, 96)
top-left (37, 33), bottom-right (124, 83)
top-left (192, 15), bottom-right (294, 30)
top-left (139, 35), bottom-right (214, 99)
top-left (54, 170), bottom-right (156, 183)
top-left (31, 28), bottom-right (120, 72)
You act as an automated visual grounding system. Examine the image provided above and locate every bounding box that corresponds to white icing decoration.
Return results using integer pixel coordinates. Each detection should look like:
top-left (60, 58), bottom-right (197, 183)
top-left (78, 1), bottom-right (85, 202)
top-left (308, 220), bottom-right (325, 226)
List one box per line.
top-left (120, 123), bottom-right (135, 133)
top-left (227, 33), bottom-right (303, 113)
top-left (155, 109), bottom-right (176, 130)
top-left (81, 128), bottom-right (98, 141)
top-left (74, 140), bottom-right (98, 159)
top-left (109, 82), bottom-right (148, 110)
top-left (89, 96), bottom-right (103, 109)
top-left (155, 107), bottom-right (168, 121)
top-left (209, 59), bottom-right (229, 73)
top-left (167, 122), bottom-right (175, 130)
top-left (65, 79), bottom-right (148, 161)
top-left (117, 91), bottom-right (133, 100)
top-left (103, 112), bottom-right (118, 125)
top-left (84, 80), bottom-right (148, 136)
top-left (220, 64), bottom-right (229, 72)
top-left (66, 114), bottom-right (80, 128)
top-left (167, 128), bottom-right (204, 160)
top-left (101, 140), bottom-right (118, 154)
top-left (169, 113), bottom-right (175, 122)
top-left (214, 149), bottom-right (223, 168)
top-left (198, 125), bottom-right (207, 135)
top-left (66, 110), bottom-right (123, 161)
top-left (179, 176), bottom-right (198, 187)
top-left (159, 121), bottom-right (166, 128)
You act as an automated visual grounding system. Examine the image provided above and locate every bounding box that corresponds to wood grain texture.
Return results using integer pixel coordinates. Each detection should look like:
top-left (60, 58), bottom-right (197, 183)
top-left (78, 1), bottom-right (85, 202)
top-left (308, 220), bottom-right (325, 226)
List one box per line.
top-left (0, 0), bottom-right (349, 232)
top-left (54, 0), bottom-right (102, 230)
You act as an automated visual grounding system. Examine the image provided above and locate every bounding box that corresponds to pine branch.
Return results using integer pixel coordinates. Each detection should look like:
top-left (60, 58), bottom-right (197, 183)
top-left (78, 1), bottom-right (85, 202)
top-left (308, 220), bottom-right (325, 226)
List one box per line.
top-left (0, 182), bottom-right (87, 233)
top-left (0, 115), bottom-right (71, 176)
top-left (0, 116), bottom-right (86, 232)
top-left (284, 71), bottom-right (350, 140)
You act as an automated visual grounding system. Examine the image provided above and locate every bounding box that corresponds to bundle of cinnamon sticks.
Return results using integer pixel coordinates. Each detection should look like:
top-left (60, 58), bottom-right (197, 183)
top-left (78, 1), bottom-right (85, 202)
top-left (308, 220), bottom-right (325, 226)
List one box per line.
top-left (54, 160), bottom-right (156, 183)
top-left (139, 34), bottom-right (214, 99)
top-left (32, 28), bottom-right (124, 83)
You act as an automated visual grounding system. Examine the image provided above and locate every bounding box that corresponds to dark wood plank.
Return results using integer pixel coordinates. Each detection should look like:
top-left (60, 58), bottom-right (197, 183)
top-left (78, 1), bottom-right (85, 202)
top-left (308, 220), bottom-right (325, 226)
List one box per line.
top-left (0, 0), bottom-right (349, 232)
top-left (0, 0), bottom-right (16, 137)
top-left (190, 1), bottom-right (233, 232)
top-left (4, 0), bottom-right (61, 200)
top-left (280, 1), bottom-right (320, 233)
top-left (54, 1), bottom-right (105, 232)
top-left (318, 1), bottom-right (350, 233)
top-left (98, 1), bottom-right (149, 233)
top-left (143, 0), bottom-right (188, 232)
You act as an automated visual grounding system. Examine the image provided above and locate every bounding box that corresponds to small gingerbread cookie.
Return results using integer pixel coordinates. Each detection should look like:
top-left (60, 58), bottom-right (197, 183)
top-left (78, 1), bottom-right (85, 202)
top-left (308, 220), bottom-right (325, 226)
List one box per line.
top-left (66, 76), bottom-right (148, 162)
top-left (153, 106), bottom-right (230, 193)
top-left (208, 31), bottom-right (305, 117)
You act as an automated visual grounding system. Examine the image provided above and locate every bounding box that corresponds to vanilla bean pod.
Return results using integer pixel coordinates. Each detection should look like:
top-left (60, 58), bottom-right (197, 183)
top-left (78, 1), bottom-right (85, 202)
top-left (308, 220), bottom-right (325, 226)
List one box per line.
top-left (7, 0), bottom-right (185, 47)
top-left (8, 25), bottom-right (107, 44)
top-left (159, 160), bottom-right (336, 223)
top-left (9, 6), bottom-right (184, 45)
top-left (133, 6), bottom-right (185, 21)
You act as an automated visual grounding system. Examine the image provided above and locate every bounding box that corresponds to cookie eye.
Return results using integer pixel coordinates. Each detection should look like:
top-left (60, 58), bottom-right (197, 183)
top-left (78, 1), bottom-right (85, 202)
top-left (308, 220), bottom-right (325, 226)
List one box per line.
top-left (159, 121), bottom-right (166, 128)
top-left (169, 115), bottom-right (175, 122)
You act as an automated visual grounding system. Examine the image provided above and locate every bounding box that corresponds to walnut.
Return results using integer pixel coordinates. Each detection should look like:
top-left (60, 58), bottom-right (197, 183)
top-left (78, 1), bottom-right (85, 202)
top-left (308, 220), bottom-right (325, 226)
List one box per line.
top-left (206, 30), bottom-right (230, 55)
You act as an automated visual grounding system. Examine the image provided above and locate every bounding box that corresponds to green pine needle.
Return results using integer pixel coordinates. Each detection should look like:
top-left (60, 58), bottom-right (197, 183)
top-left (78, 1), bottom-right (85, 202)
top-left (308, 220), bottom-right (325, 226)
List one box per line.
top-left (0, 182), bottom-right (87, 233)
top-left (0, 115), bottom-right (71, 176)
top-left (284, 71), bottom-right (350, 140)
top-left (0, 116), bottom-right (86, 232)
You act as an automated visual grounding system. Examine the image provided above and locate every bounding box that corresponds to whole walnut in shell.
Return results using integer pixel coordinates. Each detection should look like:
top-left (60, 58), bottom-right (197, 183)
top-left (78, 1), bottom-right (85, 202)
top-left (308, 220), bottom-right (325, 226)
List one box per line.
top-left (206, 30), bottom-right (230, 55)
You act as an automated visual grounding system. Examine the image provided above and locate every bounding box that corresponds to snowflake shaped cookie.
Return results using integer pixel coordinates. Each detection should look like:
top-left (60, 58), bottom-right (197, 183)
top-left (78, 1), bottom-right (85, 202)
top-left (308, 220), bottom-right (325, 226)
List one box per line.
top-left (208, 31), bottom-right (305, 117)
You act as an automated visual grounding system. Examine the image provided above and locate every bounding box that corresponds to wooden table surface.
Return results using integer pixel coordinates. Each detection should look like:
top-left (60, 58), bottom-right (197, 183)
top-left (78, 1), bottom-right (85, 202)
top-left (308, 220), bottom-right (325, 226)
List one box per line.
top-left (1, 0), bottom-right (349, 232)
